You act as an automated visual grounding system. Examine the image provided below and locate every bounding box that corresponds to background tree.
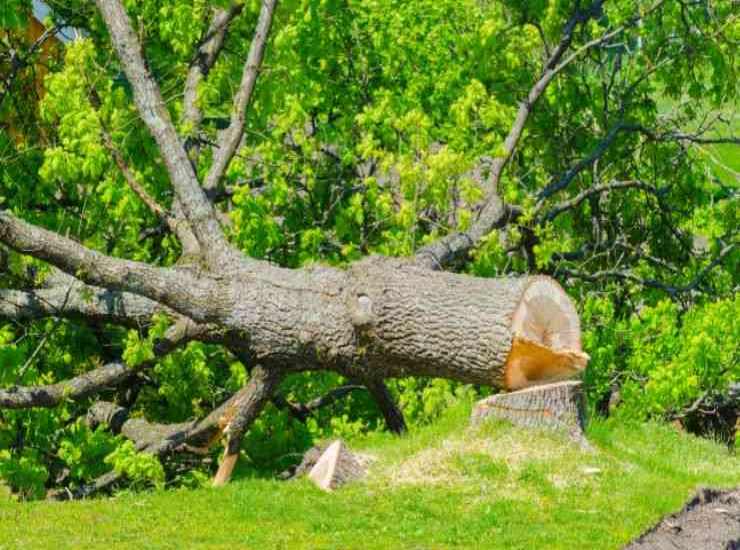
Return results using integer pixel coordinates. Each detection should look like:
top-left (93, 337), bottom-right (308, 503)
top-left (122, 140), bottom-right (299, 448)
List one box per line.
top-left (0, 0), bottom-right (737, 499)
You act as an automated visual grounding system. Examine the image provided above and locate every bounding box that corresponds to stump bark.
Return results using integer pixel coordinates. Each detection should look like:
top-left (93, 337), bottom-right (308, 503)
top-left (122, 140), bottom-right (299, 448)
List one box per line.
top-left (307, 440), bottom-right (366, 491)
top-left (471, 380), bottom-right (589, 446)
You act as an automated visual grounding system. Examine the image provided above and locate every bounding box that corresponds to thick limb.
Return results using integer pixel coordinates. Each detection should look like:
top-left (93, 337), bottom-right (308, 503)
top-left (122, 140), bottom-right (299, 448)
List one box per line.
top-left (94, 0), bottom-right (231, 263)
top-left (0, 322), bottom-right (205, 409)
top-left (0, 210), bottom-right (222, 323)
top-left (213, 366), bottom-right (283, 486)
top-left (0, 282), bottom-right (163, 327)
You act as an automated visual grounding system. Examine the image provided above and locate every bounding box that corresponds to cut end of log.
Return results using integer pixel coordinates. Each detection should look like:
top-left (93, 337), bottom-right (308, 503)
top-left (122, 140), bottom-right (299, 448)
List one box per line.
top-left (505, 277), bottom-right (589, 390)
top-left (307, 440), bottom-right (365, 491)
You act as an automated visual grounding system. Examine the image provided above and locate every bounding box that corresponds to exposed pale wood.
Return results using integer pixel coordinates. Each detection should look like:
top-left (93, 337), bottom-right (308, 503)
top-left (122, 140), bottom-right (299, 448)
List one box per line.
top-left (213, 367), bottom-right (282, 486)
top-left (504, 337), bottom-right (589, 390)
top-left (505, 276), bottom-right (589, 390)
top-left (471, 381), bottom-right (589, 446)
top-left (307, 440), bottom-right (365, 491)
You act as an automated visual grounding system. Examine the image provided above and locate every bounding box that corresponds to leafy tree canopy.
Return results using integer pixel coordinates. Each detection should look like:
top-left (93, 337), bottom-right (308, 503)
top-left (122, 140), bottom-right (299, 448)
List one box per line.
top-left (0, 0), bottom-right (737, 498)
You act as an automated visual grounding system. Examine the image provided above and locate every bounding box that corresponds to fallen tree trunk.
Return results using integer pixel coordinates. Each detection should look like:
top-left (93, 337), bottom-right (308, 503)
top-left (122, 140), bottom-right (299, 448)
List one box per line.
top-left (215, 257), bottom-right (588, 390)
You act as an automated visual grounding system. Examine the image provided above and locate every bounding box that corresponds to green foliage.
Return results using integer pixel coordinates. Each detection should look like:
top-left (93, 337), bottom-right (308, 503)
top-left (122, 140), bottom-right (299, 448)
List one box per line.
top-left (57, 421), bottom-right (120, 485)
top-left (0, 0), bottom-right (737, 498)
top-left (0, 0), bottom-right (29, 29)
top-left (583, 294), bottom-right (739, 421)
top-left (104, 440), bottom-right (165, 490)
top-left (621, 297), bottom-right (739, 418)
top-left (0, 449), bottom-right (48, 500)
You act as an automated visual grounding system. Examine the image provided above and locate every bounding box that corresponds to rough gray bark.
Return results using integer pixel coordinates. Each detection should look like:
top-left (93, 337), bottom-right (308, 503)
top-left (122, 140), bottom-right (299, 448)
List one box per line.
top-left (94, 0), bottom-right (232, 265)
top-left (0, 235), bottom-right (584, 392)
top-left (0, 283), bottom-right (164, 327)
top-left (471, 380), bottom-right (589, 446)
top-left (183, 5), bottom-right (244, 138)
top-left (203, 0), bottom-right (277, 192)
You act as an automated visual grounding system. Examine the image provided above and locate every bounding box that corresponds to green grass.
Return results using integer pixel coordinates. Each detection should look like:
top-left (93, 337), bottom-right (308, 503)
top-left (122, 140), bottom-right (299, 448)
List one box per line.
top-left (1, 402), bottom-right (739, 549)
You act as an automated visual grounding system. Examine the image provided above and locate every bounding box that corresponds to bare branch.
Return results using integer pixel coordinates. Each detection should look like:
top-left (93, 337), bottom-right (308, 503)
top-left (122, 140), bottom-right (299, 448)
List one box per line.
top-left (0, 210), bottom-right (219, 322)
top-left (98, 123), bottom-right (201, 255)
top-left (94, 0), bottom-right (231, 264)
top-left (100, 132), bottom-right (166, 220)
top-left (0, 322), bottom-right (197, 409)
top-left (537, 122), bottom-right (626, 203)
top-left (362, 378), bottom-right (407, 434)
top-left (414, 1), bottom-right (675, 270)
top-left (1, 362), bottom-right (137, 410)
top-left (623, 124), bottom-right (740, 145)
top-left (662, 133), bottom-right (739, 145)
top-left (60, 372), bottom-right (284, 499)
top-left (203, 0), bottom-right (278, 193)
top-left (213, 366), bottom-right (282, 485)
top-left (0, 285), bottom-right (144, 326)
top-left (414, 0), bottom-right (607, 269)
top-left (558, 243), bottom-right (735, 297)
top-left (273, 384), bottom-right (366, 422)
top-left (540, 179), bottom-right (661, 222)
top-left (183, 4), bottom-right (244, 141)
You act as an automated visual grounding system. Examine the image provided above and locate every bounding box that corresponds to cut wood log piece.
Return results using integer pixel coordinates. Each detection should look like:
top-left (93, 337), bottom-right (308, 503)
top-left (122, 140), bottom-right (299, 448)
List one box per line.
top-left (505, 276), bottom-right (589, 390)
top-left (471, 380), bottom-right (589, 446)
top-left (307, 440), bottom-right (366, 491)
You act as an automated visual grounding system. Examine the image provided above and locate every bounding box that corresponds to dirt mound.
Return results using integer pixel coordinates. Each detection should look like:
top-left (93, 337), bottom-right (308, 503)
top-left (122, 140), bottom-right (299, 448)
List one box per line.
top-left (625, 487), bottom-right (740, 550)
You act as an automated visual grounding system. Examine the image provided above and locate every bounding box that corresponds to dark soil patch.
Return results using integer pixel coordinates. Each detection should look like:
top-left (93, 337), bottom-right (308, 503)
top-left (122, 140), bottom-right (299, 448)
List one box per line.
top-left (625, 487), bottom-right (740, 550)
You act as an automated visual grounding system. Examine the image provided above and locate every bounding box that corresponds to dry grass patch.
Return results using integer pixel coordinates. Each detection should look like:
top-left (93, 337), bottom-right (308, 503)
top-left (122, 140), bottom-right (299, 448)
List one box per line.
top-left (375, 421), bottom-right (589, 491)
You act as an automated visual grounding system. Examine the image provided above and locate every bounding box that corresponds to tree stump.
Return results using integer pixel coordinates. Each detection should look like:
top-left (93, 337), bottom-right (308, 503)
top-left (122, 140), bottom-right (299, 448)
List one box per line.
top-left (307, 440), bottom-right (366, 491)
top-left (471, 380), bottom-right (589, 447)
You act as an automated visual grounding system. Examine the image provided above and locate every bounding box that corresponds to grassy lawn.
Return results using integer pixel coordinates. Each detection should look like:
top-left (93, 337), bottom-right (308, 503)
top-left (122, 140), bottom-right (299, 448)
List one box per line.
top-left (1, 402), bottom-right (739, 549)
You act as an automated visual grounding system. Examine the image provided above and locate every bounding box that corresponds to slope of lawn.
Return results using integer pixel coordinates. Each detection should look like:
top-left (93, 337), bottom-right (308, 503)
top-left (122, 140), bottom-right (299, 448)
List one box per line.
top-left (1, 401), bottom-right (739, 550)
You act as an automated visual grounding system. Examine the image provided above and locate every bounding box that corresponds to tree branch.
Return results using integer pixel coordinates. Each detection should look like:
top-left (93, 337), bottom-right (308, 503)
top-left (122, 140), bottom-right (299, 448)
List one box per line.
top-left (362, 378), bottom-right (407, 434)
top-left (273, 384), bottom-right (366, 423)
top-left (540, 179), bottom-right (661, 222)
top-left (414, 1), bottom-right (607, 270)
top-left (0, 322), bottom-right (198, 409)
top-left (0, 210), bottom-right (220, 323)
top-left (183, 4), bottom-right (244, 144)
top-left (558, 242), bottom-right (735, 297)
top-left (99, 124), bottom-right (202, 256)
top-left (537, 122), bottom-right (626, 203)
top-left (57, 376), bottom-right (278, 500)
top-left (94, 0), bottom-right (231, 264)
top-left (0, 282), bottom-right (162, 327)
top-left (202, 0), bottom-right (277, 193)
top-left (213, 365), bottom-right (282, 485)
